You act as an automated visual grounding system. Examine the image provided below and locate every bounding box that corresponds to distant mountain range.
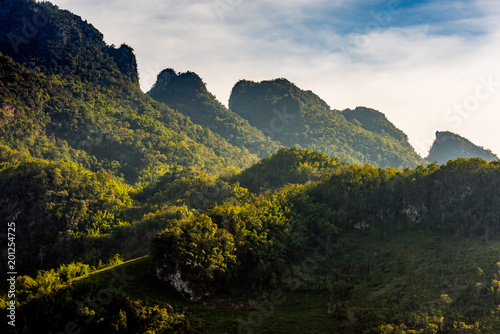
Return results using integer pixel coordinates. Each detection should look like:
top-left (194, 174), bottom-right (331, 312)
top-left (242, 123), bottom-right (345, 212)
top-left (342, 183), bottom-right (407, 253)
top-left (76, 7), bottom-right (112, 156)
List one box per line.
top-left (2, 2), bottom-right (500, 333)
top-left (427, 131), bottom-right (498, 164)
top-left (228, 79), bottom-right (426, 168)
top-left (1, 0), bottom-right (496, 173)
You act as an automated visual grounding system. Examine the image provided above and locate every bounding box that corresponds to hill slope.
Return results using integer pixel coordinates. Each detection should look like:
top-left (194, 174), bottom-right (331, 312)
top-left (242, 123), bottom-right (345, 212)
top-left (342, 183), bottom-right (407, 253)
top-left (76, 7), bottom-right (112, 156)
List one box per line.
top-left (427, 131), bottom-right (498, 164)
top-left (230, 146), bottom-right (344, 193)
top-left (148, 69), bottom-right (282, 158)
top-left (0, 0), bottom-right (139, 86)
top-left (341, 106), bottom-right (409, 143)
top-left (2, 2), bottom-right (500, 334)
top-left (228, 78), bottom-right (425, 168)
top-left (0, 0), bottom-right (258, 184)
top-left (0, 0), bottom-right (258, 276)
top-left (4, 158), bottom-right (500, 334)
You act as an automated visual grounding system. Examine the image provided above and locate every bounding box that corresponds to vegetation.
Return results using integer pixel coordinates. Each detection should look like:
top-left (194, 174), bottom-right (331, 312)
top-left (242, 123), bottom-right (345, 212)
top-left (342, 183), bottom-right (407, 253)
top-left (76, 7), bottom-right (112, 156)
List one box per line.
top-left (229, 78), bottom-right (426, 168)
top-left (342, 106), bottom-right (409, 143)
top-left (427, 131), bottom-right (498, 164)
top-left (148, 69), bottom-right (282, 158)
top-left (230, 146), bottom-right (344, 193)
top-left (1, 1), bottom-right (500, 333)
top-left (0, 156), bottom-right (131, 273)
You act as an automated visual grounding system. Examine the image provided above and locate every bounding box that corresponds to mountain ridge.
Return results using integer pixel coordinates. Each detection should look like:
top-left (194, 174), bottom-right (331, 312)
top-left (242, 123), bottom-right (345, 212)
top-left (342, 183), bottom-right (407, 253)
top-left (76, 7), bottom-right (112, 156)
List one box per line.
top-left (148, 69), bottom-right (282, 158)
top-left (2, 2), bottom-right (500, 333)
top-left (427, 130), bottom-right (498, 164)
top-left (0, 0), bottom-right (139, 87)
top-left (0, 0), bottom-right (265, 184)
top-left (229, 78), bottom-right (426, 168)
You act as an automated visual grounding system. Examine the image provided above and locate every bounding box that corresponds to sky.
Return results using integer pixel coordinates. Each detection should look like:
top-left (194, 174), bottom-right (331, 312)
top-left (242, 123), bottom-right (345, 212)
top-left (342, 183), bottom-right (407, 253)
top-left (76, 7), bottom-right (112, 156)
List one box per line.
top-left (45, 0), bottom-right (500, 157)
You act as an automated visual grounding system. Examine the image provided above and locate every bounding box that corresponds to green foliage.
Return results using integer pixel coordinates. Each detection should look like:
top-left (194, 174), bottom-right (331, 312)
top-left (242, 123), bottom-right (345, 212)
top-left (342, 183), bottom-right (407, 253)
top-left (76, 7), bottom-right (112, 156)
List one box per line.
top-left (151, 180), bottom-right (313, 295)
top-left (142, 167), bottom-right (249, 211)
top-left (1, 2), bottom-right (500, 333)
top-left (305, 158), bottom-right (500, 237)
top-left (342, 106), bottom-right (409, 143)
top-left (0, 254), bottom-right (123, 312)
top-left (0, 0), bottom-right (139, 87)
top-left (0, 46), bottom-right (255, 184)
top-left (427, 131), bottom-right (498, 164)
top-left (229, 78), bottom-right (426, 168)
top-left (1, 287), bottom-right (190, 334)
top-left (316, 230), bottom-right (500, 334)
top-left (148, 69), bottom-right (281, 158)
top-left (0, 156), bottom-right (131, 272)
top-left (151, 215), bottom-right (237, 300)
top-left (231, 146), bottom-right (343, 193)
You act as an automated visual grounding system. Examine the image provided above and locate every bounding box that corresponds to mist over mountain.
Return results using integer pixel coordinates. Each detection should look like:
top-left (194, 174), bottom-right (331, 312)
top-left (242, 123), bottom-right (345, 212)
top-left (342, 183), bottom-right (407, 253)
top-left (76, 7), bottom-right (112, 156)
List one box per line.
top-left (427, 131), bottom-right (498, 164)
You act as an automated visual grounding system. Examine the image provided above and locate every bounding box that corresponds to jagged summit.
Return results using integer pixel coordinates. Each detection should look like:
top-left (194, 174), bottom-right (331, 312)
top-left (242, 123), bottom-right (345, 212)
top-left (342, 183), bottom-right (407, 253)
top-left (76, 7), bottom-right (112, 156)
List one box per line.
top-left (427, 131), bottom-right (498, 164)
top-left (148, 69), bottom-right (282, 158)
top-left (230, 78), bottom-right (331, 112)
top-left (342, 107), bottom-right (409, 143)
top-left (149, 70), bottom-right (208, 100)
top-left (229, 78), bottom-right (425, 168)
top-left (150, 68), bottom-right (178, 90)
top-left (0, 0), bottom-right (139, 86)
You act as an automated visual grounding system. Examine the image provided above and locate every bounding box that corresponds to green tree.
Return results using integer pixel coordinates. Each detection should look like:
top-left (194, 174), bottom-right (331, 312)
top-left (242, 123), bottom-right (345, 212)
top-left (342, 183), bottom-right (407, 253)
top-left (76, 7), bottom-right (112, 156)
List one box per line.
top-left (151, 215), bottom-right (237, 300)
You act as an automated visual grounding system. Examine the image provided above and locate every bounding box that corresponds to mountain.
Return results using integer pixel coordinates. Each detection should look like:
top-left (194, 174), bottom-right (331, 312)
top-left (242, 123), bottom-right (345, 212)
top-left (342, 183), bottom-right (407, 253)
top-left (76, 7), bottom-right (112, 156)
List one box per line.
top-left (427, 131), bottom-right (498, 164)
top-left (148, 69), bottom-right (281, 158)
top-left (2, 2), bottom-right (500, 334)
top-left (0, 0), bottom-right (258, 185)
top-left (228, 78), bottom-right (426, 169)
top-left (0, 0), bottom-right (258, 276)
top-left (0, 0), bottom-right (139, 86)
top-left (341, 106), bottom-right (408, 143)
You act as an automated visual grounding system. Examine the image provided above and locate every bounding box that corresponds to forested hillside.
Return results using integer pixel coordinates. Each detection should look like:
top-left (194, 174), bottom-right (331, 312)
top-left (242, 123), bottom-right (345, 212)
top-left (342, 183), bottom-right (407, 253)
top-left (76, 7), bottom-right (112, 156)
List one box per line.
top-left (230, 146), bottom-right (344, 193)
top-left (148, 69), bottom-right (282, 158)
top-left (0, 0), bottom-right (257, 277)
top-left (0, 0), bottom-right (139, 85)
top-left (229, 78), bottom-right (426, 168)
top-left (342, 106), bottom-right (409, 143)
top-left (3, 147), bottom-right (500, 333)
top-left (427, 131), bottom-right (498, 164)
top-left (0, 0), bottom-right (259, 183)
top-left (1, 1), bottom-right (500, 334)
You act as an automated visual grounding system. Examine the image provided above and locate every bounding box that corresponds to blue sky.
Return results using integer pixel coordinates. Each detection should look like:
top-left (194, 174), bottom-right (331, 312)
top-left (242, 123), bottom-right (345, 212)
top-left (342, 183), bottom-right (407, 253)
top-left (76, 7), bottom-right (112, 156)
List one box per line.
top-left (335, 0), bottom-right (484, 32)
top-left (46, 0), bottom-right (500, 157)
top-left (269, 0), bottom-right (486, 37)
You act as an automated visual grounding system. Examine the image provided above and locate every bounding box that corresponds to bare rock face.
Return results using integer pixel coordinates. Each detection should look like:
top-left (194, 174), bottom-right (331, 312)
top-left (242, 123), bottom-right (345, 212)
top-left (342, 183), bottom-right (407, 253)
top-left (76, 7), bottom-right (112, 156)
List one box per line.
top-left (155, 264), bottom-right (206, 302)
top-left (402, 204), bottom-right (427, 223)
